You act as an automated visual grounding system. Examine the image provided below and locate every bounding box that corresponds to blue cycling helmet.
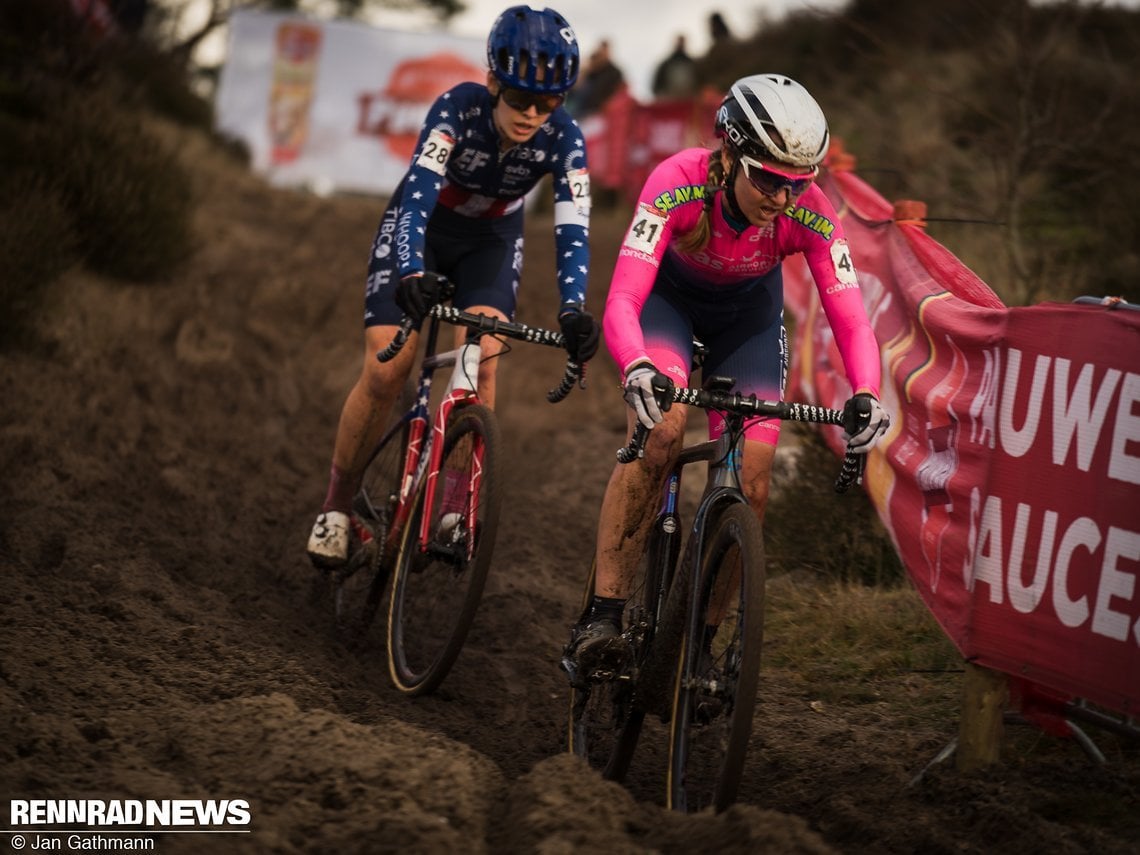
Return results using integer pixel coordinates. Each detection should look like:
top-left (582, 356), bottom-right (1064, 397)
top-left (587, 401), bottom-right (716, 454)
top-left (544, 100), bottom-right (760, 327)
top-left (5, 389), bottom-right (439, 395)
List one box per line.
top-left (487, 6), bottom-right (579, 94)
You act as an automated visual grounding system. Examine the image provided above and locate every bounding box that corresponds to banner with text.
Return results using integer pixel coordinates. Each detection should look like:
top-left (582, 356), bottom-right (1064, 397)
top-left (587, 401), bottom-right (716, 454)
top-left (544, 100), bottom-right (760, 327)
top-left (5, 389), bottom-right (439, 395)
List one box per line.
top-left (581, 87), bottom-right (722, 199)
top-left (215, 10), bottom-right (485, 195)
top-left (783, 162), bottom-right (1140, 716)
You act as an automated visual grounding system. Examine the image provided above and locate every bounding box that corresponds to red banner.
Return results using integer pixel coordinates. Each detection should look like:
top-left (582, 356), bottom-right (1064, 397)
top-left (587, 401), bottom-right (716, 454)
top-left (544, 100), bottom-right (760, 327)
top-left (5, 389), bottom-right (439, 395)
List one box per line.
top-left (581, 87), bottom-right (722, 199)
top-left (784, 154), bottom-right (1140, 717)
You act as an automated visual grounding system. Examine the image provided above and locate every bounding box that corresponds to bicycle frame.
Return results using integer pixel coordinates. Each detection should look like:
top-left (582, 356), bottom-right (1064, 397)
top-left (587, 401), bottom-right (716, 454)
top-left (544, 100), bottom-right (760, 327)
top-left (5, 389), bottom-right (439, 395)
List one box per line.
top-left (369, 295), bottom-right (581, 569)
top-left (380, 316), bottom-right (486, 564)
top-left (653, 412), bottom-right (758, 657)
top-left (645, 423), bottom-right (750, 628)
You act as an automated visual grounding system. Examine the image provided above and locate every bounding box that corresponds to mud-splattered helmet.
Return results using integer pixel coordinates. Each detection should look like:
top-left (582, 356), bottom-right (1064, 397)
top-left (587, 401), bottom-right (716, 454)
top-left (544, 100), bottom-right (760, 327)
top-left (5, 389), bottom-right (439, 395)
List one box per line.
top-left (715, 74), bottom-right (830, 167)
top-left (487, 6), bottom-right (579, 94)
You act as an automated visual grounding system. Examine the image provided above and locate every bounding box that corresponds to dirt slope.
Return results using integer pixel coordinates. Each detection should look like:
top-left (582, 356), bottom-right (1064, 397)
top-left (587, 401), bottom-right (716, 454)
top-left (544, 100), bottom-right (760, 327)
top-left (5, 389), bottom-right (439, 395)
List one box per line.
top-left (1, 122), bottom-right (1136, 854)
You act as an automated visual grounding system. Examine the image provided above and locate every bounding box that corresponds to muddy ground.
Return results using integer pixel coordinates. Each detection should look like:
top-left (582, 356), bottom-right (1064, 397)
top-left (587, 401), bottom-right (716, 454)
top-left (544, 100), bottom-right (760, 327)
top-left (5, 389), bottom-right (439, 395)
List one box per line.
top-left (2, 122), bottom-right (1137, 854)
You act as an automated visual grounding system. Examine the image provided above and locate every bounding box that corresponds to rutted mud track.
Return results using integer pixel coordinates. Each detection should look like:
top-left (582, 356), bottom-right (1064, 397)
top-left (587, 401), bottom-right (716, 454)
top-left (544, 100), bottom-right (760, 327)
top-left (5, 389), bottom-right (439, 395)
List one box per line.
top-left (2, 123), bottom-right (1136, 854)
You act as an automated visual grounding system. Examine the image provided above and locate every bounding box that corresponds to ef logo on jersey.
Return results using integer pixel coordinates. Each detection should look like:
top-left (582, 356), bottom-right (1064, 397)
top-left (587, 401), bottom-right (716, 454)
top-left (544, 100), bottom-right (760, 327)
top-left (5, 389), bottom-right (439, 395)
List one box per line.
top-left (453, 148), bottom-right (492, 174)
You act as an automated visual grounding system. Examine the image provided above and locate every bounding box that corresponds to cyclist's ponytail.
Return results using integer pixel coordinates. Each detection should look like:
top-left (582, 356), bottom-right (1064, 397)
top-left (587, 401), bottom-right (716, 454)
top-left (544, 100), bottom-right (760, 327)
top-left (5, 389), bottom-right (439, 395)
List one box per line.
top-left (673, 148), bottom-right (726, 256)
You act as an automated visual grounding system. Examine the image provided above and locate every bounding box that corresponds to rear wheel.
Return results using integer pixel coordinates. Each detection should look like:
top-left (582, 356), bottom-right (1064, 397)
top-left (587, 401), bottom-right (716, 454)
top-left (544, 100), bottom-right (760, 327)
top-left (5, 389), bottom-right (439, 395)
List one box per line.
top-left (386, 404), bottom-right (502, 695)
top-left (567, 520), bottom-right (670, 781)
top-left (666, 503), bottom-right (765, 813)
top-left (329, 382), bottom-right (414, 644)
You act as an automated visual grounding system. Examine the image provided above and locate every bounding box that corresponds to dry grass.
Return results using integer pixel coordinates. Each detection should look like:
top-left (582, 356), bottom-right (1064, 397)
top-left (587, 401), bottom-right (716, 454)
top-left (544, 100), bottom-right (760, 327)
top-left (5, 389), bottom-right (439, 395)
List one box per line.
top-left (763, 575), bottom-right (962, 725)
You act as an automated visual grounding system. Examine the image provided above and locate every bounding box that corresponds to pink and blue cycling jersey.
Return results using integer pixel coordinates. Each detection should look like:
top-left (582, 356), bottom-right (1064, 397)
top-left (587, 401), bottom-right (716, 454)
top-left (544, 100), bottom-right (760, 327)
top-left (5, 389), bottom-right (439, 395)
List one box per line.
top-left (604, 147), bottom-right (881, 400)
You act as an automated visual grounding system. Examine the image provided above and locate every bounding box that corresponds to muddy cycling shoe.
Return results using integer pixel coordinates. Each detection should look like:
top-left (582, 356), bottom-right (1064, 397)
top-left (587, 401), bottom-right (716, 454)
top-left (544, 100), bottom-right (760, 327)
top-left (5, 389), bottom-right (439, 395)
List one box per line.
top-left (307, 511), bottom-right (350, 568)
top-left (562, 616), bottom-right (622, 681)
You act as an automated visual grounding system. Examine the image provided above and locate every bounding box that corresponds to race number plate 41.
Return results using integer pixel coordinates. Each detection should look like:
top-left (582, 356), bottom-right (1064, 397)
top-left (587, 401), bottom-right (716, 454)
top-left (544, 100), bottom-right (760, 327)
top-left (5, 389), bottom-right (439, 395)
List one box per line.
top-left (623, 204), bottom-right (667, 255)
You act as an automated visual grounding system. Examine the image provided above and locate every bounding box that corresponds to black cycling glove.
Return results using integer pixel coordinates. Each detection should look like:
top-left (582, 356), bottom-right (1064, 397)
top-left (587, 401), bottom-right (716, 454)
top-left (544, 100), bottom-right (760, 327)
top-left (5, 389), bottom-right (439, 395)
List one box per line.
top-left (395, 272), bottom-right (444, 326)
top-left (558, 310), bottom-right (601, 363)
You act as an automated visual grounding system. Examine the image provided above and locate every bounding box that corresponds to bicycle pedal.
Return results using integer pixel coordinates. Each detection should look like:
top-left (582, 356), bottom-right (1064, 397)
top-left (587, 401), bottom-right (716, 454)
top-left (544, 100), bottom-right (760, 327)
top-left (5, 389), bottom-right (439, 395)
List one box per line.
top-left (585, 638), bottom-right (631, 673)
top-left (342, 543), bottom-right (376, 575)
top-left (693, 693), bottom-right (727, 725)
top-left (561, 654), bottom-right (621, 690)
top-left (559, 655), bottom-right (585, 688)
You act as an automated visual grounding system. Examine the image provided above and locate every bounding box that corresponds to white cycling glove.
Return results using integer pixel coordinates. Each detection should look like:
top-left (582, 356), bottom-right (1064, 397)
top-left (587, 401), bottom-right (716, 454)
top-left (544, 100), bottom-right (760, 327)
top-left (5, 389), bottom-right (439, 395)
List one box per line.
top-left (843, 392), bottom-right (890, 453)
top-left (624, 363), bottom-right (673, 430)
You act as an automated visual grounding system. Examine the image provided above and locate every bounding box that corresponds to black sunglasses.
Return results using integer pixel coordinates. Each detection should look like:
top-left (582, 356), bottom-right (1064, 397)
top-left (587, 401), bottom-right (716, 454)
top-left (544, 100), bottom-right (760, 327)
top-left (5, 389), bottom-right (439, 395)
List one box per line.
top-left (500, 86), bottom-right (564, 115)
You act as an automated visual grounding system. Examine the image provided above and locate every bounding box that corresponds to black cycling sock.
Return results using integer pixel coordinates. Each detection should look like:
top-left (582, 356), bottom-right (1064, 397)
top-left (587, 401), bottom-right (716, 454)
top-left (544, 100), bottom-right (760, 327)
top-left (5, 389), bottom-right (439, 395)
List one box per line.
top-left (589, 595), bottom-right (625, 625)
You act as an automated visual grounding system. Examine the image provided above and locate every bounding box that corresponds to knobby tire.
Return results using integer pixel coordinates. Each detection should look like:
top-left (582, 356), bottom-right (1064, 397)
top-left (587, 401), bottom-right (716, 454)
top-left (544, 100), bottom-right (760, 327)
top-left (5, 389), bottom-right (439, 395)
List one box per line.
top-left (666, 502), bottom-right (765, 813)
top-left (327, 382), bottom-right (414, 645)
top-left (386, 403), bottom-right (502, 695)
top-left (567, 522), bottom-right (672, 781)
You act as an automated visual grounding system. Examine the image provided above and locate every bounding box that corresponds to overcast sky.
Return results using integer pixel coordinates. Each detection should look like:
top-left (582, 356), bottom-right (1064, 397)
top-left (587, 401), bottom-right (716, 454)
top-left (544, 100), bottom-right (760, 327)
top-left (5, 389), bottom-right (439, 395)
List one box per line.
top-left (368, 1), bottom-right (850, 100)
top-left (174, 0), bottom-right (1139, 102)
top-left (175, 1), bottom-right (849, 100)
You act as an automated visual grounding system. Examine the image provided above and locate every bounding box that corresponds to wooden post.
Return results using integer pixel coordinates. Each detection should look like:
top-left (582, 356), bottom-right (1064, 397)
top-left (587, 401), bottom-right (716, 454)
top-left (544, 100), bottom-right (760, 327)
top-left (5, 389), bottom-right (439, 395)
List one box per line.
top-left (956, 661), bottom-right (1008, 771)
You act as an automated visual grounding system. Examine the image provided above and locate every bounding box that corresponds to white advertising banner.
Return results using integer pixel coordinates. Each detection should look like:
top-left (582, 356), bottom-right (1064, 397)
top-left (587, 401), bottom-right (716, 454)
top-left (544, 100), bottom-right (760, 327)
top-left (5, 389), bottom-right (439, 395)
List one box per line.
top-left (215, 10), bottom-right (486, 196)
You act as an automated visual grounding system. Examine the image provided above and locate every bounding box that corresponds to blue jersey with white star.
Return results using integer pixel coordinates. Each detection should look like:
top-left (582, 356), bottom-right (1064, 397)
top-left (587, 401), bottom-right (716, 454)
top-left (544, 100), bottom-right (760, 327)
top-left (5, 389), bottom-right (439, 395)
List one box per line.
top-left (392, 82), bottom-right (591, 311)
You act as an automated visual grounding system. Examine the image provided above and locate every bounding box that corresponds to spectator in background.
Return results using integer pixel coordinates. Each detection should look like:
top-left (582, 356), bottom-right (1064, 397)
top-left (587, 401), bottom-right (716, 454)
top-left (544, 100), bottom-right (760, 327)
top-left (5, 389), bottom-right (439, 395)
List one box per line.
top-left (709, 11), bottom-right (733, 44)
top-left (565, 40), bottom-right (625, 118)
top-left (651, 34), bottom-right (698, 100)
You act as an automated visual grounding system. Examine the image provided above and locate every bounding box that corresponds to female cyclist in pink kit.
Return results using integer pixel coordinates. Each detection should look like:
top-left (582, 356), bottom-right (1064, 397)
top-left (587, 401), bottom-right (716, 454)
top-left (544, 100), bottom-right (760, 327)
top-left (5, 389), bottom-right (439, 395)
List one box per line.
top-left (567, 74), bottom-right (890, 662)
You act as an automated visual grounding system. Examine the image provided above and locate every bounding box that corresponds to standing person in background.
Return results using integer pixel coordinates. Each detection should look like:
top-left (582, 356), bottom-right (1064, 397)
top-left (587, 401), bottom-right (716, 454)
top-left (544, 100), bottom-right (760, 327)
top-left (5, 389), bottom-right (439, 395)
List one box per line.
top-left (708, 11), bottom-right (734, 45)
top-left (651, 34), bottom-right (698, 101)
top-left (307, 5), bottom-right (600, 568)
top-left (565, 74), bottom-right (889, 665)
top-left (565, 39), bottom-right (625, 119)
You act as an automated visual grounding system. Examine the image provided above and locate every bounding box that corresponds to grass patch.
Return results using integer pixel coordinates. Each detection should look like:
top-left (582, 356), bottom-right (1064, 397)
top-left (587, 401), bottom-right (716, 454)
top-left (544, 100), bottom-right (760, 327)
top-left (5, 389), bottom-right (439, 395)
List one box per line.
top-left (767, 424), bottom-right (905, 587)
top-left (763, 576), bottom-right (962, 725)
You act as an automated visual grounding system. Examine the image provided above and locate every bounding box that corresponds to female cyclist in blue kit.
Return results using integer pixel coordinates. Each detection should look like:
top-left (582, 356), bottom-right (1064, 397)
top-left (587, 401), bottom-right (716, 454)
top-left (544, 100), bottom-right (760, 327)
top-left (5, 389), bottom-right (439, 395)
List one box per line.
top-left (307, 6), bottom-right (600, 567)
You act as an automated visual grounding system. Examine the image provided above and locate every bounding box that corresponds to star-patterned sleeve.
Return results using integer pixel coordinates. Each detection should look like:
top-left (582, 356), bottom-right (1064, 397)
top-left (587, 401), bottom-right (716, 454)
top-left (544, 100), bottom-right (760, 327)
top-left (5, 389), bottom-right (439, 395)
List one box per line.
top-left (395, 90), bottom-right (463, 278)
top-left (549, 115), bottom-right (591, 313)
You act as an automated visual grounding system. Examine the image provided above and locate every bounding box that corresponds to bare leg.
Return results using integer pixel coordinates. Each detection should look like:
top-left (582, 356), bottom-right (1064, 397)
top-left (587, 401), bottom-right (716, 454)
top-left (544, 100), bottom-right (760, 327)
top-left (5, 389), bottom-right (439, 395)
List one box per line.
top-left (593, 405), bottom-right (687, 600)
top-left (740, 437), bottom-right (776, 526)
top-left (456, 304), bottom-right (506, 410)
top-left (329, 325), bottom-right (416, 487)
top-left (309, 324), bottom-right (415, 564)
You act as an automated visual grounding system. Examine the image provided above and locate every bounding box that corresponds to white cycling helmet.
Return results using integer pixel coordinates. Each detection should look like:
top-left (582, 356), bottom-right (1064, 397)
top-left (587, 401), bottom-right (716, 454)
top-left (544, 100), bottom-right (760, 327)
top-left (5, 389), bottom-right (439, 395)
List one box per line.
top-left (715, 74), bottom-right (830, 167)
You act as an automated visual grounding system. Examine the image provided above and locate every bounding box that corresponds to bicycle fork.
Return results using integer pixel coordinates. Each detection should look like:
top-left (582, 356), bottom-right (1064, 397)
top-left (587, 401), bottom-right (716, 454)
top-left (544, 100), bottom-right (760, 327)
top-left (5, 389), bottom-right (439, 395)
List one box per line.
top-left (677, 442), bottom-right (750, 696)
top-left (415, 340), bottom-right (484, 562)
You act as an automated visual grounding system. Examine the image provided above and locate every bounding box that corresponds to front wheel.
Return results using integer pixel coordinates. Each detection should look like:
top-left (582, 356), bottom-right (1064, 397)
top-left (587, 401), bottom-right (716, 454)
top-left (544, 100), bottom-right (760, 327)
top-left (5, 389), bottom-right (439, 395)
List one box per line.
top-left (386, 404), bottom-right (502, 695)
top-left (667, 503), bottom-right (765, 813)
